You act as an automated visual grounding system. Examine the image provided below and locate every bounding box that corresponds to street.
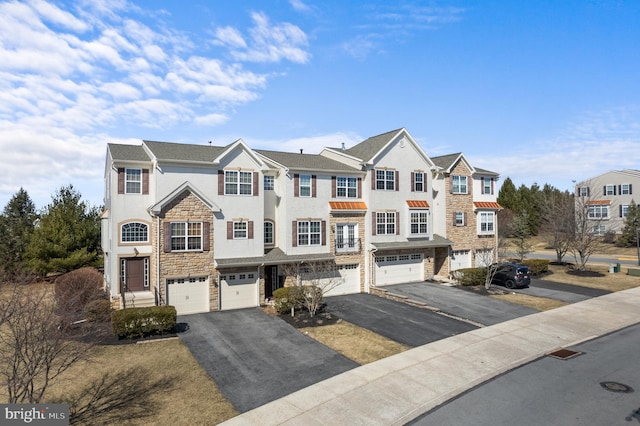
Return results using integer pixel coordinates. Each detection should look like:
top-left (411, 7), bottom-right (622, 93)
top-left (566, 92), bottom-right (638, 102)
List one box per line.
top-left (410, 323), bottom-right (640, 425)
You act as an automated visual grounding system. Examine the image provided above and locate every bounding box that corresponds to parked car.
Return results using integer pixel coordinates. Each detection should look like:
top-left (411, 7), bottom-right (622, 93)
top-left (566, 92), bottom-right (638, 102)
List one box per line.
top-left (490, 263), bottom-right (531, 289)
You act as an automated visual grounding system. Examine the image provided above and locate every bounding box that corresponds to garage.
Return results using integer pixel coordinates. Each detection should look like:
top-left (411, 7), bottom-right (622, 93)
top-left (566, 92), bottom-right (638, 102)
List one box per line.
top-left (375, 254), bottom-right (424, 286)
top-left (450, 249), bottom-right (471, 271)
top-left (301, 263), bottom-right (361, 296)
top-left (220, 272), bottom-right (259, 310)
top-left (166, 276), bottom-right (210, 315)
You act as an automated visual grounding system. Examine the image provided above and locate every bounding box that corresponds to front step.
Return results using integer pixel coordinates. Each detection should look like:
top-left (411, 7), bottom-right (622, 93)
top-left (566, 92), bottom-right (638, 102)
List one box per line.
top-left (123, 291), bottom-right (155, 308)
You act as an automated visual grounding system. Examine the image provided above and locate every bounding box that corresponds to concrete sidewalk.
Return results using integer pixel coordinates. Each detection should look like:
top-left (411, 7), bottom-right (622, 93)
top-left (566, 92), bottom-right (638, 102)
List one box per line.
top-left (221, 286), bottom-right (640, 426)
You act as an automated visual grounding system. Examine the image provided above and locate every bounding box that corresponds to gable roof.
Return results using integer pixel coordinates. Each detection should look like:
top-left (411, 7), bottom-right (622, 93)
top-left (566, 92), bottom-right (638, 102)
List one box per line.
top-left (431, 152), bottom-right (499, 177)
top-left (341, 129), bottom-right (403, 162)
top-left (255, 149), bottom-right (360, 172)
top-left (143, 140), bottom-right (226, 163)
top-left (108, 143), bottom-right (151, 162)
top-left (213, 139), bottom-right (267, 168)
top-left (149, 181), bottom-right (220, 215)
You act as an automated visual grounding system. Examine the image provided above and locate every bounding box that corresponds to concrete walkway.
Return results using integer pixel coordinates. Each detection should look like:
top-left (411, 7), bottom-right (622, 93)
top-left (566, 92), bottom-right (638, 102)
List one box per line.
top-left (220, 286), bottom-right (640, 426)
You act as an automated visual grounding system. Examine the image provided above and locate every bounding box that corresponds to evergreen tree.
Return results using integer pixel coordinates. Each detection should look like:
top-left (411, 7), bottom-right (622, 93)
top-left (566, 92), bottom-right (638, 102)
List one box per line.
top-left (616, 201), bottom-right (640, 248)
top-left (510, 211), bottom-right (533, 261)
top-left (0, 188), bottom-right (37, 277)
top-left (497, 177), bottom-right (518, 211)
top-left (24, 185), bottom-right (102, 275)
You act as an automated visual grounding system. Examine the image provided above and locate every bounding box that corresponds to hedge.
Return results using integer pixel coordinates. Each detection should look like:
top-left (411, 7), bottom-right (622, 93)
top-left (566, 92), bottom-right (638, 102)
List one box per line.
top-left (112, 306), bottom-right (177, 339)
top-left (520, 259), bottom-right (550, 276)
top-left (454, 268), bottom-right (487, 286)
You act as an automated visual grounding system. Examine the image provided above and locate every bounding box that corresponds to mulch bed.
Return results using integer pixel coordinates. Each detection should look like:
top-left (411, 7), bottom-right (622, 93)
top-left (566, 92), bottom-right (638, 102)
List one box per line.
top-left (67, 320), bottom-right (180, 346)
top-left (264, 304), bottom-right (341, 328)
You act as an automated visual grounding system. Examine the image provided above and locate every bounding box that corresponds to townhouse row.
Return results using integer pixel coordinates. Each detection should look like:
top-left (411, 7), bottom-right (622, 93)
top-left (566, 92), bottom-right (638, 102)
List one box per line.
top-left (101, 128), bottom-right (501, 314)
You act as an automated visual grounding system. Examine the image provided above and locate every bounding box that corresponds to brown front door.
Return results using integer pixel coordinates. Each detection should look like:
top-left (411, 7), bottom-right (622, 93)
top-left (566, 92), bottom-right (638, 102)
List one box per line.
top-left (124, 257), bottom-right (146, 292)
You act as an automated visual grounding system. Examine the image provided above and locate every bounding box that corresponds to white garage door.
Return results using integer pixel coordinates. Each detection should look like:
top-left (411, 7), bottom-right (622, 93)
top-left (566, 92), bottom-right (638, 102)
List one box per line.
top-left (326, 264), bottom-right (360, 296)
top-left (167, 277), bottom-right (209, 315)
top-left (220, 272), bottom-right (259, 310)
top-left (451, 250), bottom-right (471, 271)
top-left (375, 254), bottom-right (423, 286)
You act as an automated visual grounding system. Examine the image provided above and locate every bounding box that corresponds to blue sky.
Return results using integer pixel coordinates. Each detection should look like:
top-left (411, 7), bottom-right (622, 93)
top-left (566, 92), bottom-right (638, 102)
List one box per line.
top-left (1, 0), bottom-right (639, 210)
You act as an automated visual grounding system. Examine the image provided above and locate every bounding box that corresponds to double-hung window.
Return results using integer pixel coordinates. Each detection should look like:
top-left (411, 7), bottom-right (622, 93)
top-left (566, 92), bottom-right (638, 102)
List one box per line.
top-left (125, 168), bottom-right (142, 194)
top-left (621, 184), bottom-right (632, 195)
top-left (337, 177), bottom-right (357, 198)
top-left (604, 184), bottom-right (615, 196)
top-left (588, 205), bottom-right (609, 219)
top-left (171, 222), bottom-right (202, 251)
top-left (452, 175), bottom-right (467, 194)
top-left (376, 212), bottom-right (396, 235)
top-left (264, 221), bottom-right (274, 245)
top-left (299, 175), bottom-right (312, 197)
top-left (225, 170), bottom-right (253, 195)
top-left (410, 211), bottom-right (428, 235)
top-left (298, 220), bottom-right (321, 246)
top-left (483, 177), bottom-right (492, 194)
top-left (454, 212), bottom-right (465, 226)
top-left (579, 187), bottom-right (590, 197)
top-left (264, 176), bottom-right (274, 191)
top-left (414, 172), bottom-right (424, 192)
top-left (479, 211), bottom-right (495, 234)
top-left (233, 221), bottom-right (248, 239)
top-left (376, 170), bottom-right (395, 190)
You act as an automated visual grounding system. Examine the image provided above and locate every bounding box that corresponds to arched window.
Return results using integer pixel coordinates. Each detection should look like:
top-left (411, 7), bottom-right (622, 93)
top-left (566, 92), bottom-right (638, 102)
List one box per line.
top-left (121, 222), bottom-right (149, 243)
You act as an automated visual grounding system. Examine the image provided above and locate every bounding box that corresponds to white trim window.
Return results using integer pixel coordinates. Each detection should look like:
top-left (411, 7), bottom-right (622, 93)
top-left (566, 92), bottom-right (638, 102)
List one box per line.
top-left (410, 211), bottom-right (428, 235)
top-left (264, 176), bottom-right (274, 191)
top-left (588, 205), bottom-right (609, 219)
top-left (233, 221), bottom-right (248, 239)
top-left (171, 222), bottom-right (202, 251)
top-left (479, 211), bottom-right (495, 234)
top-left (455, 212), bottom-right (465, 226)
top-left (579, 187), bottom-right (590, 197)
top-left (336, 223), bottom-right (358, 251)
top-left (300, 175), bottom-right (312, 197)
top-left (482, 177), bottom-right (492, 194)
top-left (621, 184), bottom-right (632, 195)
top-left (376, 212), bottom-right (396, 235)
top-left (264, 221), bottom-right (274, 245)
top-left (622, 205), bottom-right (630, 217)
top-left (452, 175), bottom-right (468, 194)
top-left (414, 172), bottom-right (424, 192)
top-left (121, 222), bottom-right (149, 243)
top-left (592, 225), bottom-right (606, 235)
top-left (225, 170), bottom-right (253, 195)
top-left (298, 220), bottom-right (321, 246)
top-left (376, 170), bottom-right (395, 190)
top-left (125, 168), bottom-right (142, 194)
top-left (337, 176), bottom-right (357, 198)
top-left (604, 184), bottom-right (615, 196)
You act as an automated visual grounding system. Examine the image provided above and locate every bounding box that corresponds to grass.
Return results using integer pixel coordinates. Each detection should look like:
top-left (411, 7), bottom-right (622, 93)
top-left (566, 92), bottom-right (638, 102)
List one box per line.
top-left (490, 293), bottom-right (567, 311)
top-left (47, 339), bottom-right (238, 425)
top-left (540, 263), bottom-right (640, 292)
top-left (298, 321), bottom-right (408, 364)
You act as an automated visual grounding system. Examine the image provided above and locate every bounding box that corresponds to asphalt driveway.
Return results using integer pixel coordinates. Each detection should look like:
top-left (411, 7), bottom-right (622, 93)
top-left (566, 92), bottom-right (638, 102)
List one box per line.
top-left (325, 293), bottom-right (478, 347)
top-left (513, 279), bottom-right (610, 303)
top-left (375, 282), bottom-right (538, 326)
top-left (177, 308), bottom-right (358, 413)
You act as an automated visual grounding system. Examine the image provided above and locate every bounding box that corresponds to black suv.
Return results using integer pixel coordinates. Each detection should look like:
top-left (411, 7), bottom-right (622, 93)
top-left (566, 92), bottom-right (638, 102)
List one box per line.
top-left (490, 263), bottom-right (531, 289)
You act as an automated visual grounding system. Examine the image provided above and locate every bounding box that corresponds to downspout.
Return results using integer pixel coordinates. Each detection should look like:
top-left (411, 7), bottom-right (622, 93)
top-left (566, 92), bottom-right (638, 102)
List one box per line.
top-left (368, 247), bottom-right (377, 292)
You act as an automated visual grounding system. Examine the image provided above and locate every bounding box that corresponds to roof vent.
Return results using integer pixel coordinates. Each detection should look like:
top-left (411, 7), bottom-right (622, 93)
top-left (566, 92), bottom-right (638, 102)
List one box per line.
top-left (300, 149), bottom-right (303, 154)
top-left (341, 142), bottom-right (346, 150)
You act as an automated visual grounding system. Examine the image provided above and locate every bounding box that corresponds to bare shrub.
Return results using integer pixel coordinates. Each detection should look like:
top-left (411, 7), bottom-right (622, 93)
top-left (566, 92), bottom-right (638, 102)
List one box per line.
top-left (0, 284), bottom-right (92, 403)
top-left (55, 267), bottom-right (105, 322)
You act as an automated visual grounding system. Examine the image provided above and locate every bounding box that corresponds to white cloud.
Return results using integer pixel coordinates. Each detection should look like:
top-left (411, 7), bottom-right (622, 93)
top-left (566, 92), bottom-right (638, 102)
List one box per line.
top-left (289, 0), bottom-right (312, 13)
top-left (215, 11), bottom-right (310, 64)
top-left (0, 1), bottom-right (311, 208)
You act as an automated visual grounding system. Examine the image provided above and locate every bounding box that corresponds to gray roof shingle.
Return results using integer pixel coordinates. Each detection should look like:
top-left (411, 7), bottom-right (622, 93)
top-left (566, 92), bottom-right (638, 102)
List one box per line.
top-left (143, 140), bottom-right (226, 162)
top-left (108, 143), bottom-right (151, 162)
top-left (342, 128), bottom-right (403, 162)
top-left (256, 149), bottom-right (360, 172)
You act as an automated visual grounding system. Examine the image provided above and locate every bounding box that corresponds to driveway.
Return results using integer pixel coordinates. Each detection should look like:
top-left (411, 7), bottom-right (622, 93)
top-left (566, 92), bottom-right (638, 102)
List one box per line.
top-left (177, 308), bottom-right (358, 413)
top-left (375, 282), bottom-right (538, 326)
top-left (325, 293), bottom-right (478, 347)
top-left (512, 279), bottom-right (611, 303)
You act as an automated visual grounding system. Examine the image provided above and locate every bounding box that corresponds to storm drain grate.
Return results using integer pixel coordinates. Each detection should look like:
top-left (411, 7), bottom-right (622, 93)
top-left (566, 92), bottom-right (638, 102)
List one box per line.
top-left (601, 382), bottom-right (634, 393)
top-left (547, 348), bottom-right (581, 360)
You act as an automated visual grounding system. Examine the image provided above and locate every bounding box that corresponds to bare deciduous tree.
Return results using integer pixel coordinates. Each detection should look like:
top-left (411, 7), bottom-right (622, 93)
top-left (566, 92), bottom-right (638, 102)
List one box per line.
top-left (540, 190), bottom-right (575, 263)
top-left (0, 284), bottom-right (92, 403)
top-left (571, 192), bottom-right (605, 271)
top-left (474, 241), bottom-right (498, 289)
top-left (510, 211), bottom-right (533, 261)
top-left (280, 261), bottom-right (343, 317)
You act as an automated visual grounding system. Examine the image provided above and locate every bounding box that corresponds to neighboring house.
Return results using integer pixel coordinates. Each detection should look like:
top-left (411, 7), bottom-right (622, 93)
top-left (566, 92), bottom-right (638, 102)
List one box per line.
top-left (575, 170), bottom-right (640, 235)
top-left (101, 128), bottom-right (501, 314)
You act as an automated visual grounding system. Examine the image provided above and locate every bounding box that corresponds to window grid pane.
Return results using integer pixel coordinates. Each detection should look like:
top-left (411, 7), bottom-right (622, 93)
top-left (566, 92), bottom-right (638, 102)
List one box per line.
top-left (125, 169), bottom-right (142, 194)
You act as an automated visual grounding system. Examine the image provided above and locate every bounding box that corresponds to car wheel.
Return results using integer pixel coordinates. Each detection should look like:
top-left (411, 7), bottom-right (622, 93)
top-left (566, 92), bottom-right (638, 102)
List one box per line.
top-left (505, 280), bottom-right (516, 289)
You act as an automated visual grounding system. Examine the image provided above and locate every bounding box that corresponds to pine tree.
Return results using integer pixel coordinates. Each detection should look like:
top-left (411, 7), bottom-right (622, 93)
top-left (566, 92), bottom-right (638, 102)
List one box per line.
top-left (616, 201), bottom-right (639, 248)
top-left (0, 188), bottom-right (37, 277)
top-left (24, 185), bottom-right (102, 275)
top-left (497, 177), bottom-right (518, 211)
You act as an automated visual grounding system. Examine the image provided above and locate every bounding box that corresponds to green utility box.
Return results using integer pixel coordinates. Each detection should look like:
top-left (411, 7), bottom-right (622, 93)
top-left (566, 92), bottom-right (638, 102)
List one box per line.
top-left (628, 268), bottom-right (640, 277)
